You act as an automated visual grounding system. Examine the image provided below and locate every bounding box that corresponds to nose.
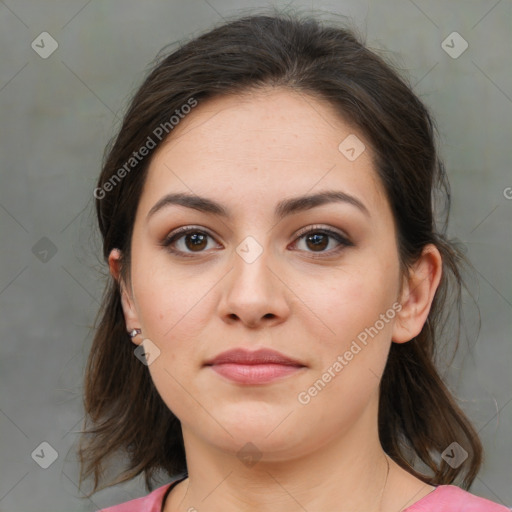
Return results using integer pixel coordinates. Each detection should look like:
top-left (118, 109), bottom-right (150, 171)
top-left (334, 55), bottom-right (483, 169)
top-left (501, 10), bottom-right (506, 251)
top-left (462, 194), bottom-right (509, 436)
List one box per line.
top-left (217, 241), bottom-right (290, 329)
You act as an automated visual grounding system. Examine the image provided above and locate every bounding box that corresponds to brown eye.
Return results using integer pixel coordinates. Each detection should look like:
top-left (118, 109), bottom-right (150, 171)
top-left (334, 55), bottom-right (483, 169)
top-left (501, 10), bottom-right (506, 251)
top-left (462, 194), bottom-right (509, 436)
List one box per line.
top-left (291, 227), bottom-right (353, 257)
top-left (161, 227), bottom-right (218, 257)
top-left (182, 232), bottom-right (208, 251)
top-left (304, 232), bottom-right (329, 251)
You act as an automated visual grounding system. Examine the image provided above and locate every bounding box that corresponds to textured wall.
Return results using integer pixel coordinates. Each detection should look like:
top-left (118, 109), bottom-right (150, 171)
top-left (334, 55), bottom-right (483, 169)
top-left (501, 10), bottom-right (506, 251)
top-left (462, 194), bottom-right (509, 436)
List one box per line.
top-left (0, 1), bottom-right (510, 511)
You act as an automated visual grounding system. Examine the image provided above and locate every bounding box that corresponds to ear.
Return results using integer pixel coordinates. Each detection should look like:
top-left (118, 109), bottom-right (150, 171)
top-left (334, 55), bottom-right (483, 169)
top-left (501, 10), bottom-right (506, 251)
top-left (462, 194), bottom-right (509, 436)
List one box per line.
top-left (108, 248), bottom-right (143, 346)
top-left (392, 244), bottom-right (443, 344)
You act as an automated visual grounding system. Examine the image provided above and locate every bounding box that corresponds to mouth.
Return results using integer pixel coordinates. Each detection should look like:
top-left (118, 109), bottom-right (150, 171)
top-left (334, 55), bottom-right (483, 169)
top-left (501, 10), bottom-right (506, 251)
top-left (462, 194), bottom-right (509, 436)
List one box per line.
top-left (203, 348), bottom-right (306, 385)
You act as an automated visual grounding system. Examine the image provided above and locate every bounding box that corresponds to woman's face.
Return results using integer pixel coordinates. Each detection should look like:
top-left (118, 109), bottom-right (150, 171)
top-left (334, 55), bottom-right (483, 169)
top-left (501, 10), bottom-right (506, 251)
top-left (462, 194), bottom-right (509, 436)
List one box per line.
top-left (115, 88), bottom-right (406, 460)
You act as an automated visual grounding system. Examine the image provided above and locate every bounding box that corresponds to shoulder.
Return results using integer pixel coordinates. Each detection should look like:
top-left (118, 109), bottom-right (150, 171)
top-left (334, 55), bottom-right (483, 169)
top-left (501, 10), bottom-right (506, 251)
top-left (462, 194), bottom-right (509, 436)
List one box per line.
top-left (96, 482), bottom-right (173, 512)
top-left (406, 484), bottom-right (511, 511)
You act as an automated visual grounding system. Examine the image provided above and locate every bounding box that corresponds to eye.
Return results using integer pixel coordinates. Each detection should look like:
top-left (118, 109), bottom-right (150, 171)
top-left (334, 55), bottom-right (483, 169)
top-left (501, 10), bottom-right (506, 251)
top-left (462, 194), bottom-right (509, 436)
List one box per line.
top-left (160, 226), bottom-right (219, 257)
top-left (290, 225), bottom-right (353, 257)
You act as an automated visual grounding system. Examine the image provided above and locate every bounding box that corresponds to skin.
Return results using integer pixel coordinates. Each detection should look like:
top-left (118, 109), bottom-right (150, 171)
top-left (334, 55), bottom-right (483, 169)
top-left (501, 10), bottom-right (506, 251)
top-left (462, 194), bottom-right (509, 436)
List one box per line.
top-left (109, 88), bottom-right (443, 512)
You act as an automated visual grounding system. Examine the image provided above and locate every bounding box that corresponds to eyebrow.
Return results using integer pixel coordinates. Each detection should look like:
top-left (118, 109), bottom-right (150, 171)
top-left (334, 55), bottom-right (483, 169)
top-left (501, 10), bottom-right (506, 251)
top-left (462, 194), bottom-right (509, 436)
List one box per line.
top-left (146, 189), bottom-right (370, 222)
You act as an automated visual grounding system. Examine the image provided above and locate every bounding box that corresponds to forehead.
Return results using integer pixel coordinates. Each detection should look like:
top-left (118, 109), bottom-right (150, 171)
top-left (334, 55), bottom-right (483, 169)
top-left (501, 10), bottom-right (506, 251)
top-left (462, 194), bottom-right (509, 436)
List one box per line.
top-left (139, 88), bottom-right (387, 219)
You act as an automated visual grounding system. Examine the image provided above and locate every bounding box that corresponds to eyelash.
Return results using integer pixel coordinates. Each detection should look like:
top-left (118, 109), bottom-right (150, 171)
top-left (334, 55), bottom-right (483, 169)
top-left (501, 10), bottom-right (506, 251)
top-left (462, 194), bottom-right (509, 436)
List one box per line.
top-left (159, 224), bottom-right (353, 259)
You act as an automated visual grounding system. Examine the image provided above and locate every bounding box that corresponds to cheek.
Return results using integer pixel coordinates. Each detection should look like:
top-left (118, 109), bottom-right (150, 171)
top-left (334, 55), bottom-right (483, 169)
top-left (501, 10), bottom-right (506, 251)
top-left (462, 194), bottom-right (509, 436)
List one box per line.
top-left (310, 260), bottom-right (398, 347)
top-left (131, 246), bottom-right (201, 335)
top-left (136, 280), bottom-right (209, 348)
top-left (130, 255), bottom-right (222, 396)
top-left (298, 271), bottom-right (395, 422)
top-left (132, 262), bottom-right (211, 414)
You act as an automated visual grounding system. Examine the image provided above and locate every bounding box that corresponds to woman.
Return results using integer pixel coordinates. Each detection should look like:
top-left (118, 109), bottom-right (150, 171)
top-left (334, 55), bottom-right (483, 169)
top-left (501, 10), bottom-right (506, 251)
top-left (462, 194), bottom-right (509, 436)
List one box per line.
top-left (78, 11), bottom-right (511, 512)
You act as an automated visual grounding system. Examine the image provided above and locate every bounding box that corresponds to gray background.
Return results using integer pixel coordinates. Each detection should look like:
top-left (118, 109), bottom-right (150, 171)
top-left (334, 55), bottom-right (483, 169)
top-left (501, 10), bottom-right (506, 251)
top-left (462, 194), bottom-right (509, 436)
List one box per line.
top-left (0, 1), bottom-right (511, 511)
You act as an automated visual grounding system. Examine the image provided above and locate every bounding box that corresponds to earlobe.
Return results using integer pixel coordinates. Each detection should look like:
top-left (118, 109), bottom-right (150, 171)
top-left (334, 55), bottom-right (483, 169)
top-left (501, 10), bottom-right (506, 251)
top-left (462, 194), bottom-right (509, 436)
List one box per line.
top-left (108, 248), bottom-right (143, 346)
top-left (392, 244), bottom-right (443, 344)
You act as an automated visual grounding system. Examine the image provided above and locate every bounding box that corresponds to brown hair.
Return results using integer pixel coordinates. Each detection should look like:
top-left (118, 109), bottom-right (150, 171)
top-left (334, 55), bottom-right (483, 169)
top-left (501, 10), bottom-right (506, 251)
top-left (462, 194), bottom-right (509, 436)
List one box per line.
top-left (78, 9), bottom-right (483, 497)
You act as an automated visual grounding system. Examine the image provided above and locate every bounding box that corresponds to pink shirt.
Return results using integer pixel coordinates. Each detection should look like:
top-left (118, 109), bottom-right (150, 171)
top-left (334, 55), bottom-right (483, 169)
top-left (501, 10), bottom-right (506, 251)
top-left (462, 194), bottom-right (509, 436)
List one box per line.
top-left (98, 475), bottom-right (511, 512)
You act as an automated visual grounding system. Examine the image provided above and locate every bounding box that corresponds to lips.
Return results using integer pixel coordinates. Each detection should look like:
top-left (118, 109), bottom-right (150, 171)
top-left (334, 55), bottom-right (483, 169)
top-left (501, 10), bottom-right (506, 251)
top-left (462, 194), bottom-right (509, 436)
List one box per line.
top-left (203, 348), bottom-right (304, 367)
top-left (203, 348), bottom-right (306, 385)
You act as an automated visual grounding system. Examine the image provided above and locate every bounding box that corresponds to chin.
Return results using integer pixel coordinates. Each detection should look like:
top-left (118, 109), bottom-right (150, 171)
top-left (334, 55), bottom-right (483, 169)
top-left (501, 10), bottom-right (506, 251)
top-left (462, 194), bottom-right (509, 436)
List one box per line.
top-left (207, 406), bottom-right (299, 448)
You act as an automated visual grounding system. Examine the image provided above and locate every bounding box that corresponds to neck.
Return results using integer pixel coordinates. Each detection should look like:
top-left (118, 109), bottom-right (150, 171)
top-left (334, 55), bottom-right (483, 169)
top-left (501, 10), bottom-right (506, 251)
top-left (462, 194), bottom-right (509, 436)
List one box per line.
top-left (167, 399), bottom-right (399, 512)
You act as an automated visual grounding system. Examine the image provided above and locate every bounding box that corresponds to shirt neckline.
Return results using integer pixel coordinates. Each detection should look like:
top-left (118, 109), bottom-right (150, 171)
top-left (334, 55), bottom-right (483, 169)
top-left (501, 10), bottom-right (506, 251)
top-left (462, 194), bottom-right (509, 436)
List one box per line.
top-left (160, 478), bottom-right (444, 512)
top-left (160, 474), bottom-right (188, 512)
top-left (403, 485), bottom-right (448, 511)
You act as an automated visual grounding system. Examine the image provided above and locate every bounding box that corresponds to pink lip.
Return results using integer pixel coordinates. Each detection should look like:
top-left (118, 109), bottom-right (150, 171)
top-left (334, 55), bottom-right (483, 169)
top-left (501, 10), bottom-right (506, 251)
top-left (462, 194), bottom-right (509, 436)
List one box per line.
top-left (204, 348), bottom-right (306, 385)
top-left (204, 348), bottom-right (303, 366)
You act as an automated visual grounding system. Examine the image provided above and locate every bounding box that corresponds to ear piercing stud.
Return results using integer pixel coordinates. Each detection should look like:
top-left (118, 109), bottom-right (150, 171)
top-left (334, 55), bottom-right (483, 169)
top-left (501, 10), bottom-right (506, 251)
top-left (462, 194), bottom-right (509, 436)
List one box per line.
top-left (128, 328), bottom-right (142, 338)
